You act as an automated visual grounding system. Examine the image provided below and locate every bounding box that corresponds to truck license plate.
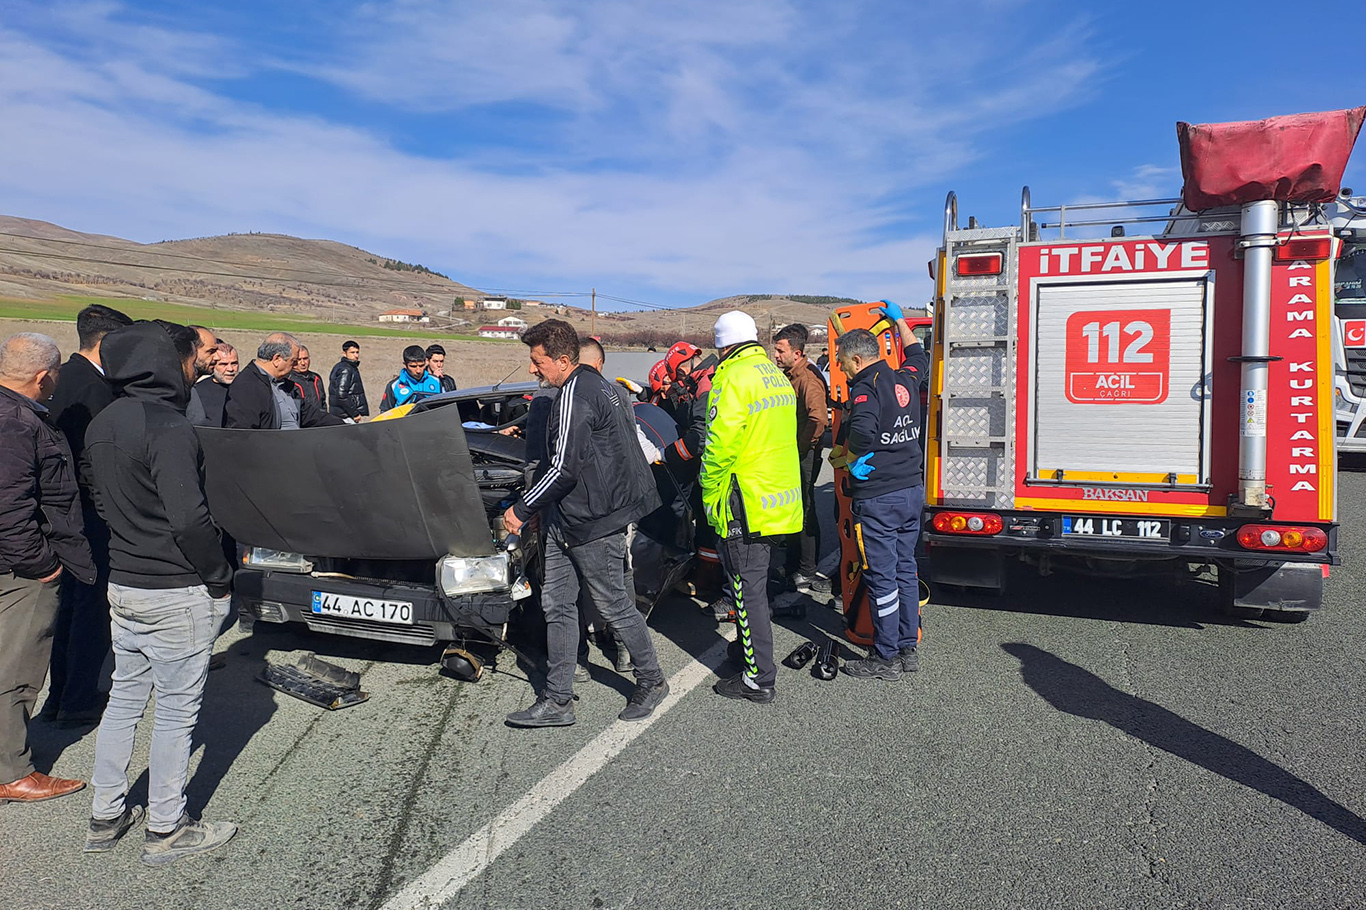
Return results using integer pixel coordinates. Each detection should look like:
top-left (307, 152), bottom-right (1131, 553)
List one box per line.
top-left (1062, 516), bottom-right (1169, 540)
top-left (311, 591), bottom-right (414, 625)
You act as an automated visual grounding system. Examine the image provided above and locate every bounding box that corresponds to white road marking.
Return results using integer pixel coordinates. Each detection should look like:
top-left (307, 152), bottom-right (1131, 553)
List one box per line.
top-left (378, 634), bottom-right (733, 910)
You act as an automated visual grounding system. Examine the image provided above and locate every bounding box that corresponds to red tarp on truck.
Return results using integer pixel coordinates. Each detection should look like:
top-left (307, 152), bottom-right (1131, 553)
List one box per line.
top-left (1177, 107), bottom-right (1365, 210)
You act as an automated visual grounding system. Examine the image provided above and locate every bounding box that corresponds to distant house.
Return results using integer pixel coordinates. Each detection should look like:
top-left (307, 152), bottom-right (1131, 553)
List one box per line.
top-left (462, 299), bottom-right (477, 310)
top-left (378, 308), bottom-right (430, 323)
top-left (497, 315), bottom-right (528, 330)
top-left (522, 299), bottom-right (543, 307)
top-left (806, 323), bottom-right (828, 338)
top-left (481, 297), bottom-right (508, 311)
top-left (478, 324), bottom-right (521, 339)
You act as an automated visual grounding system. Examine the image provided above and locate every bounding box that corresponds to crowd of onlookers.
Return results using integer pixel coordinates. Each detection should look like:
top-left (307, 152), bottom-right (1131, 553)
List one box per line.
top-left (0, 300), bottom-right (928, 866)
top-left (0, 304), bottom-right (471, 865)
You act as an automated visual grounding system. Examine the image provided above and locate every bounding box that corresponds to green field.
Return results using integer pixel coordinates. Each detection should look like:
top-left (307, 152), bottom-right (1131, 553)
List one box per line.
top-left (0, 295), bottom-right (494, 341)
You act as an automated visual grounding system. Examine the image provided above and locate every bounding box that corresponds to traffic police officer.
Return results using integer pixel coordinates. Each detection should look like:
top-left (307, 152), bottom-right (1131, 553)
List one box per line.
top-left (831, 310), bottom-right (926, 679)
top-left (701, 311), bottom-right (803, 703)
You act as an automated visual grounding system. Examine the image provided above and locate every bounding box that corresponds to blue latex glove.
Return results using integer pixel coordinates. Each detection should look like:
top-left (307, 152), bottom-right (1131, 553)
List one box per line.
top-left (874, 299), bottom-right (904, 323)
top-left (850, 452), bottom-right (877, 480)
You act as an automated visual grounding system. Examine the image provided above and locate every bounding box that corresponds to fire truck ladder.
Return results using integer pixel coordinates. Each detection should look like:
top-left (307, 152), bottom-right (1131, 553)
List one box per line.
top-left (936, 191), bottom-right (1020, 509)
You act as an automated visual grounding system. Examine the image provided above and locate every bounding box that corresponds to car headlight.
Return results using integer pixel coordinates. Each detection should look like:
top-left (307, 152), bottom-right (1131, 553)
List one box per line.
top-left (242, 548), bottom-right (314, 573)
top-left (437, 553), bottom-right (511, 596)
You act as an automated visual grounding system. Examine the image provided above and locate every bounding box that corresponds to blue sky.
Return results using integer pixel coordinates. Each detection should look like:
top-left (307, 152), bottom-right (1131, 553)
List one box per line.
top-left (1, 0), bottom-right (1362, 310)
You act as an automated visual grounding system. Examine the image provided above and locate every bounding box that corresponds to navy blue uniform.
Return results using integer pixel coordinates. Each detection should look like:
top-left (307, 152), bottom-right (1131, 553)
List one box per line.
top-left (839, 341), bottom-right (926, 660)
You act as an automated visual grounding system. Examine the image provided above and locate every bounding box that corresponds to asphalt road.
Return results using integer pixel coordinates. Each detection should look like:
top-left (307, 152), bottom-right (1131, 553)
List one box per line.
top-left (5, 471), bottom-right (1366, 910)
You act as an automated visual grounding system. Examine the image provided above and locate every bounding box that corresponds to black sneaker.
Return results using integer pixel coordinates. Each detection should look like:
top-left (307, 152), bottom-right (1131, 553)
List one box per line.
top-left (573, 659), bottom-right (591, 683)
top-left (791, 573), bottom-right (832, 595)
top-left (713, 672), bottom-right (775, 704)
top-left (898, 646), bottom-right (919, 673)
top-left (506, 695), bottom-right (576, 728)
top-left (84, 805), bottom-right (145, 853)
top-left (141, 813), bottom-right (237, 866)
top-left (619, 680), bottom-right (670, 721)
top-left (612, 647), bottom-right (634, 674)
top-left (842, 654), bottom-right (903, 681)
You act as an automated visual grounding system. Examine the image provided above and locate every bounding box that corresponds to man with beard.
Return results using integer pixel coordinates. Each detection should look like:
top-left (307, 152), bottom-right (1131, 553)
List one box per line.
top-left (186, 343), bottom-right (238, 428)
top-left (502, 320), bottom-right (667, 727)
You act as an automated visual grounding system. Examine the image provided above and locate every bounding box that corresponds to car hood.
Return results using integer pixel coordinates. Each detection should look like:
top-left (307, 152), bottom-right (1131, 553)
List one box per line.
top-left (198, 405), bottom-right (497, 560)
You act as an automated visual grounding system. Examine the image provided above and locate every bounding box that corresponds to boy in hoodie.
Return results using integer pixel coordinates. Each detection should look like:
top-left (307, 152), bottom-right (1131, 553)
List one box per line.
top-left (82, 321), bottom-right (237, 865)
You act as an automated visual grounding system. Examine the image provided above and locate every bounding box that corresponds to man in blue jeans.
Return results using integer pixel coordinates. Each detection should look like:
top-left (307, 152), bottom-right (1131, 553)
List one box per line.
top-left (831, 318), bottom-right (927, 680)
top-left (83, 321), bottom-right (237, 863)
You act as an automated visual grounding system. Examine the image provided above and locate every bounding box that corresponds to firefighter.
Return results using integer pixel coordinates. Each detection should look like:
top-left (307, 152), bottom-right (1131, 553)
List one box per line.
top-left (701, 312), bottom-right (803, 703)
top-left (829, 321), bottom-right (924, 679)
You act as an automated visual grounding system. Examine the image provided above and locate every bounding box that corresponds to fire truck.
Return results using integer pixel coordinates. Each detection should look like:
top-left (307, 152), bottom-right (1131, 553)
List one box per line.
top-left (922, 108), bottom-right (1362, 619)
top-left (1327, 193), bottom-right (1366, 451)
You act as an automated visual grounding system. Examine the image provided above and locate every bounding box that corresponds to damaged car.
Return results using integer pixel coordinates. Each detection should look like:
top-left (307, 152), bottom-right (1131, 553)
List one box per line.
top-left (198, 381), bottom-right (692, 680)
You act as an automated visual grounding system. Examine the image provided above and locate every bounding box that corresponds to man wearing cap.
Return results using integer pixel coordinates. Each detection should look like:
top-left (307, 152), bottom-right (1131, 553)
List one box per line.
top-left (701, 312), bottom-right (803, 703)
top-left (830, 306), bottom-right (926, 680)
top-left (379, 345), bottom-right (444, 412)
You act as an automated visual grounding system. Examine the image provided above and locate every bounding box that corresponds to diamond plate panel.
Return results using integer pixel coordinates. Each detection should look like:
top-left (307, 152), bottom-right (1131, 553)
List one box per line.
top-left (946, 348), bottom-right (1005, 388)
top-left (945, 397), bottom-right (1007, 437)
top-left (946, 295), bottom-right (1008, 338)
top-left (941, 449), bottom-right (1012, 508)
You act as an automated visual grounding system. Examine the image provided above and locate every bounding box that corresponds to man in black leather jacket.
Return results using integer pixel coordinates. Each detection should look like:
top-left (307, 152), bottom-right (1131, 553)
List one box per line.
top-left (327, 340), bottom-right (368, 421)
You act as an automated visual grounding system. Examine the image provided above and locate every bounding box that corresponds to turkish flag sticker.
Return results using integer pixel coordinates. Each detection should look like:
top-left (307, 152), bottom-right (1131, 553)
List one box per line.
top-left (1344, 319), bottom-right (1366, 348)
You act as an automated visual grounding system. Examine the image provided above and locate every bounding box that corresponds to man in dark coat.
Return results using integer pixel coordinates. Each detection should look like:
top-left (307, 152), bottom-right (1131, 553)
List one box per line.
top-left (186, 342), bottom-right (238, 428)
top-left (288, 345), bottom-right (327, 412)
top-left (0, 332), bottom-right (94, 804)
top-left (44, 304), bottom-right (131, 726)
top-left (224, 333), bottom-right (343, 430)
top-left (425, 344), bottom-right (458, 393)
top-left (327, 340), bottom-right (368, 422)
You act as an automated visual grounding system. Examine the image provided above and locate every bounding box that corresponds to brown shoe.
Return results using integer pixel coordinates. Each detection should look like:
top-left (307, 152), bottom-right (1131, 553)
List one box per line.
top-left (0, 771), bottom-right (86, 804)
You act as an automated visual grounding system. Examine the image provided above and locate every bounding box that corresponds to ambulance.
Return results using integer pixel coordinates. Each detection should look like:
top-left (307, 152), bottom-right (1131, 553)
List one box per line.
top-left (922, 108), bottom-right (1363, 618)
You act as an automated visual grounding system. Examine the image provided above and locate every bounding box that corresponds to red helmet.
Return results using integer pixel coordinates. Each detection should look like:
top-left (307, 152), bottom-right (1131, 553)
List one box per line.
top-left (648, 360), bottom-right (670, 394)
top-left (664, 342), bottom-right (702, 380)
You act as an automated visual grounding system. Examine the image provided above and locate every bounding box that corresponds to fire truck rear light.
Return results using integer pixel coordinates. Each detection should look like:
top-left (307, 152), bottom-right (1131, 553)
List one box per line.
top-left (1274, 237), bottom-right (1331, 261)
top-left (1235, 524), bottom-right (1327, 553)
top-left (955, 253), bottom-right (1003, 276)
top-left (932, 511), bottom-right (1003, 536)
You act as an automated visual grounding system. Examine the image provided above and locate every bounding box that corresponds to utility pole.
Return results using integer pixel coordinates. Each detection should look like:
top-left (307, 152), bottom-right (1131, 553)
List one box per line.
top-left (591, 287), bottom-right (596, 335)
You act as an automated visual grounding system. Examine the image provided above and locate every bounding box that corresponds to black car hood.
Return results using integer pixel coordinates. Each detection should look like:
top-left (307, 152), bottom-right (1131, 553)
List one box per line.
top-left (199, 405), bottom-right (496, 560)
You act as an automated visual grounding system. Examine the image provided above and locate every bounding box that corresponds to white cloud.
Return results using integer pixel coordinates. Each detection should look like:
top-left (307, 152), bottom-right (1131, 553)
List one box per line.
top-left (0, 1), bottom-right (1105, 306)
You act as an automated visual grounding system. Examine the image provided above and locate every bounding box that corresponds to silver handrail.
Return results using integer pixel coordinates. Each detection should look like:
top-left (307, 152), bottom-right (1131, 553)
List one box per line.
top-left (1020, 186), bottom-right (1032, 241)
top-left (943, 191), bottom-right (958, 247)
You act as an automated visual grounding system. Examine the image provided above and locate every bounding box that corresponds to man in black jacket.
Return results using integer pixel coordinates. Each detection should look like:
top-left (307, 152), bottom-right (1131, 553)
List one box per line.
top-left (288, 345), bottom-right (326, 412)
top-left (186, 342), bottom-right (238, 428)
top-left (84, 321), bottom-right (238, 863)
top-left (425, 344), bottom-right (458, 393)
top-left (224, 333), bottom-right (343, 430)
top-left (328, 340), bottom-right (368, 421)
top-left (0, 333), bottom-right (95, 805)
top-left (45, 303), bottom-right (131, 727)
top-left (502, 320), bottom-right (667, 727)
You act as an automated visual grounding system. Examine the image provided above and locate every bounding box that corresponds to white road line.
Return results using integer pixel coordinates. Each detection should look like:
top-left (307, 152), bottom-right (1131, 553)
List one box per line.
top-left (378, 634), bottom-right (733, 910)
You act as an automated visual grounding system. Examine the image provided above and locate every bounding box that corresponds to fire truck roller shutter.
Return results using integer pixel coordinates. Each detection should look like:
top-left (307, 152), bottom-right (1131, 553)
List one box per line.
top-left (1032, 278), bottom-right (1210, 482)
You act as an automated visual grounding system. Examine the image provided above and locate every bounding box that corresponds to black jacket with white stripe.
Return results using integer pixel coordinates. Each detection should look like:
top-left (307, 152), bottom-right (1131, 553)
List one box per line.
top-left (512, 364), bottom-right (660, 546)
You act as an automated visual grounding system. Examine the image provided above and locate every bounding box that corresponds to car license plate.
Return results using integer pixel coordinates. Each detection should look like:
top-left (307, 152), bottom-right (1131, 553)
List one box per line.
top-left (1062, 516), bottom-right (1169, 540)
top-left (311, 591), bottom-right (414, 625)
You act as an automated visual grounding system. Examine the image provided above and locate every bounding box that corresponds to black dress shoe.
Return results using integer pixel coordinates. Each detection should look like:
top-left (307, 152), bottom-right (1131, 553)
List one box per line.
top-left (713, 673), bottom-right (775, 704)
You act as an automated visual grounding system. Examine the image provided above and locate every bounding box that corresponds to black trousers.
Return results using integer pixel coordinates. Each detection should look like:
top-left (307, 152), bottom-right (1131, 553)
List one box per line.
top-left (720, 533), bottom-right (777, 688)
top-left (785, 445), bottom-right (822, 577)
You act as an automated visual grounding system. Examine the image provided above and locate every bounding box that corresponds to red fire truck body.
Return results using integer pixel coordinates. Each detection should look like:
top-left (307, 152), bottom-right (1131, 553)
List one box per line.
top-left (925, 197), bottom-right (1340, 616)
